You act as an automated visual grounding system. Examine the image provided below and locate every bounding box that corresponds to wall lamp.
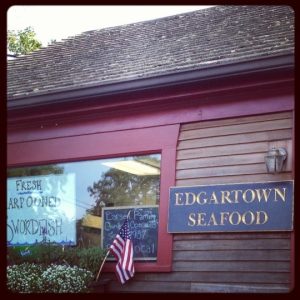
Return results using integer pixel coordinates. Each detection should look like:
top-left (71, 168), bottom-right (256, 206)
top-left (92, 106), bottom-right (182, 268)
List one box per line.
top-left (264, 147), bottom-right (287, 174)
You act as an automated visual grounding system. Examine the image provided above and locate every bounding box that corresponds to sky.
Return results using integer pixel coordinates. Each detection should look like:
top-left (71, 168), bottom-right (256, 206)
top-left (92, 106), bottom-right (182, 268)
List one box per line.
top-left (7, 5), bottom-right (213, 46)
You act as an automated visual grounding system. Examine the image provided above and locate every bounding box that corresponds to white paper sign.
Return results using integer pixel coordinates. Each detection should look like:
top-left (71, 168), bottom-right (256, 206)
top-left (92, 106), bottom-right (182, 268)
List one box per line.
top-left (7, 173), bottom-right (76, 246)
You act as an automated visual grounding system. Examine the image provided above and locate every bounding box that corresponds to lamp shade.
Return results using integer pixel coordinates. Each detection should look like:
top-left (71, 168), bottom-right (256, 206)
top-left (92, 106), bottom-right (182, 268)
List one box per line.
top-left (264, 147), bottom-right (287, 174)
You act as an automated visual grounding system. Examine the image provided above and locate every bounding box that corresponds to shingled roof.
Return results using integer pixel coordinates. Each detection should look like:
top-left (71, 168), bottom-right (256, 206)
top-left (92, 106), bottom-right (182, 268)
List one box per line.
top-left (7, 5), bottom-right (294, 104)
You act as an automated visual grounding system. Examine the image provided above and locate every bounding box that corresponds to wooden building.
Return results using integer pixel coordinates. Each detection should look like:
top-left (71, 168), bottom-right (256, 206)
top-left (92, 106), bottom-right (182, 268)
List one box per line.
top-left (7, 6), bottom-right (294, 293)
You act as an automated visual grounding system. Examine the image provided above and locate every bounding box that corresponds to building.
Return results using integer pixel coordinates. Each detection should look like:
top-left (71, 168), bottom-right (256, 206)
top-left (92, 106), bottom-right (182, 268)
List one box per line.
top-left (7, 6), bottom-right (294, 293)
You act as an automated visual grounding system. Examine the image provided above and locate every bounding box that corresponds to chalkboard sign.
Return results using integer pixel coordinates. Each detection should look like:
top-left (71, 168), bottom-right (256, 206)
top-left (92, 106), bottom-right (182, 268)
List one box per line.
top-left (102, 205), bottom-right (158, 261)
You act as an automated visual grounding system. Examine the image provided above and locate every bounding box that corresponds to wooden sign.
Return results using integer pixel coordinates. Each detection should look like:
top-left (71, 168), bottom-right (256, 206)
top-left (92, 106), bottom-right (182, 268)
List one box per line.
top-left (168, 181), bottom-right (294, 233)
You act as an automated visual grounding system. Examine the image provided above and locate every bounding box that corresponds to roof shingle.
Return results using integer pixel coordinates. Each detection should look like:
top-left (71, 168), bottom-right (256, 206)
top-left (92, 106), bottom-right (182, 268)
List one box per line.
top-left (7, 5), bottom-right (294, 100)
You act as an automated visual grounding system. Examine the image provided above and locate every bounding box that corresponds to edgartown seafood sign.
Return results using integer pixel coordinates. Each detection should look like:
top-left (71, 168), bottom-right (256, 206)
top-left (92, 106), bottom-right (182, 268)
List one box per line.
top-left (168, 181), bottom-right (294, 232)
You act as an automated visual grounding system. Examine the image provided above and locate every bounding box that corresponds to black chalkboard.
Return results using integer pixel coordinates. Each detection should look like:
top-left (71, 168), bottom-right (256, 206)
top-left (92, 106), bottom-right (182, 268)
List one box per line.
top-left (102, 205), bottom-right (158, 260)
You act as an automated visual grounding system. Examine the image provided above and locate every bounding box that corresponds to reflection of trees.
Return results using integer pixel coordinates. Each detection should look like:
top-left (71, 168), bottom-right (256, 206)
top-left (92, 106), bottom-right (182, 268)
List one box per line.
top-left (87, 168), bottom-right (160, 216)
top-left (7, 165), bottom-right (64, 177)
top-left (76, 219), bottom-right (100, 248)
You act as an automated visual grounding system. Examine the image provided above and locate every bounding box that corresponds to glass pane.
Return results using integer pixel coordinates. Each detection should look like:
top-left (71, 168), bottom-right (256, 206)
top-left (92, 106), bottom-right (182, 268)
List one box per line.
top-left (7, 154), bottom-right (161, 260)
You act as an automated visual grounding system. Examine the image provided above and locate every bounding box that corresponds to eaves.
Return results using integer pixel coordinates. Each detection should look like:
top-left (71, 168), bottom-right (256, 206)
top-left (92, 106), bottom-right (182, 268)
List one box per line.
top-left (7, 53), bottom-right (294, 111)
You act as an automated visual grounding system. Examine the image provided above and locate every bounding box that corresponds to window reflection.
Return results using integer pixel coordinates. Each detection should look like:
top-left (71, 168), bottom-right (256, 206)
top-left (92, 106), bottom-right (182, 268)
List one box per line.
top-left (7, 154), bottom-right (161, 253)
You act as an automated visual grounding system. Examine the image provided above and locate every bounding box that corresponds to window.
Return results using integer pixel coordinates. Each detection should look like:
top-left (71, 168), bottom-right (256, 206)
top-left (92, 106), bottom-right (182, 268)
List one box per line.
top-left (7, 154), bottom-right (161, 261)
top-left (7, 125), bottom-right (179, 271)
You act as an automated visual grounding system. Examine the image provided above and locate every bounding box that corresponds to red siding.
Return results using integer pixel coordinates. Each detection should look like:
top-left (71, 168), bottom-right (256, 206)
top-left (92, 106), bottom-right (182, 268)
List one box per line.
top-left (7, 72), bottom-right (294, 293)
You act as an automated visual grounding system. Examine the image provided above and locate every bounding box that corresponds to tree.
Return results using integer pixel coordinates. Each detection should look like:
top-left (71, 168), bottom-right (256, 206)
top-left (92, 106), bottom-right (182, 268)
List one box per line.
top-left (87, 168), bottom-right (160, 215)
top-left (48, 39), bottom-right (57, 46)
top-left (7, 164), bottom-right (64, 177)
top-left (7, 26), bottom-right (42, 56)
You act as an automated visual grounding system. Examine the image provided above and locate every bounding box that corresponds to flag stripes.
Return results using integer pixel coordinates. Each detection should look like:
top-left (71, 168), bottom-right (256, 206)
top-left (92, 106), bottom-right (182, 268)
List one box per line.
top-left (110, 217), bottom-right (135, 284)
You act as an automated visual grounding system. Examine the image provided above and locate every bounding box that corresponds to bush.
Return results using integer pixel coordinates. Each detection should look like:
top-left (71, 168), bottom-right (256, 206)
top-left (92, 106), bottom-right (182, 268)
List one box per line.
top-left (7, 263), bottom-right (44, 293)
top-left (77, 247), bottom-right (107, 276)
top-left (7, 243), bottom-right (64, 265)
top-left (7, 263), bottom-right (94, 293)
top-left (42, 264), bottom-right (94, 293)
top-left (7, 244), bottom-right (107, 277)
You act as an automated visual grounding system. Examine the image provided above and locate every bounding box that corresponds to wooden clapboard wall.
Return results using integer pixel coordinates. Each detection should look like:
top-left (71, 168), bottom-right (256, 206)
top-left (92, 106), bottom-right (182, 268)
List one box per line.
top-left (177, 111), bottom-right (293, 186)
top-left (104, 111), bottom-right (293, 293)
top-left (173, 111), bottom-right (293, 293)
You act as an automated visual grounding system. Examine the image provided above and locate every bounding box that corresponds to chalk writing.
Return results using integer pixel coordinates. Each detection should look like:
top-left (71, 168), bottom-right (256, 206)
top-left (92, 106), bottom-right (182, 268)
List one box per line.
top-left (7, 174), bottom-right (76, 245)
top-left (8, 196), bottom-right (61, 209)
top-left (16, 179), bottom-right (42, 192)
top-left (102, 206), bottom-right (158, 260)
top-left (7, 218), bottom-right (63, 243)
top-left (20, 249), bottom-right (31, 256)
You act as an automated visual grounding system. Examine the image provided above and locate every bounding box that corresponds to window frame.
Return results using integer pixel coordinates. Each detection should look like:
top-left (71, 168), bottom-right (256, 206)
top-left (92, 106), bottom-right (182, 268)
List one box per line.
top-left (7, 124), bottom-right (179, 272)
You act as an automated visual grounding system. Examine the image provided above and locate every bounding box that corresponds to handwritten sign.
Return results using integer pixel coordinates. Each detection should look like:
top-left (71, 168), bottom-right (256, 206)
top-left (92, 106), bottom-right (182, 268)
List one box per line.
top-left (102, 205), bottom-right (158, 260)
top-left (7, 174), bottom-right (76, 246)
top-left (168, 181), bottom-right (294, 233)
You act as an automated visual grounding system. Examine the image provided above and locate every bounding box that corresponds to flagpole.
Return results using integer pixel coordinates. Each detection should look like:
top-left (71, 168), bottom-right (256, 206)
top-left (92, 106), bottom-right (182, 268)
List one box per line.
top-left (96, 249), bottom-right (111, 281)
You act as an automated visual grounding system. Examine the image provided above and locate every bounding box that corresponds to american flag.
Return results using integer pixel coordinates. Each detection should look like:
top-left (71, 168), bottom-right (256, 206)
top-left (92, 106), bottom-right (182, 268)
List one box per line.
top-left (110, 217), bottom-right (135, 284)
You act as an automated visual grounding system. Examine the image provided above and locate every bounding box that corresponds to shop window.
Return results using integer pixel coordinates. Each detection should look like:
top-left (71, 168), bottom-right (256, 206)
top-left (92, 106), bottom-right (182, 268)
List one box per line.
top-left (7, 125), bottom-right (178, 271)
top-left (7, 154), bottom-right (161, 261)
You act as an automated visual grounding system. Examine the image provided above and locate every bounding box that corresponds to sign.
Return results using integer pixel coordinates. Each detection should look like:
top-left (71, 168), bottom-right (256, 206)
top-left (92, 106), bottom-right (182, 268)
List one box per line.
top-left (102, 205), bottom-right (158, 260)
top-left (168, 181), bottom-right (293, 233)
top-left (7, 174), bottom-right (76, 246)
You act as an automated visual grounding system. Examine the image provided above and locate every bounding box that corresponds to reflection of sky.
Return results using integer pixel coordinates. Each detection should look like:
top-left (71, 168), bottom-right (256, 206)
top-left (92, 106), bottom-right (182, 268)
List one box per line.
top-left (59, 161), bottom-right (110, 220)
top-left (8, 154), bottom-right (161, 246)
top-left (59, 155), bottom-right (160, 219)
top-left (58, 154), bottom-right (161, 220)
top-left (8, 154), bottom-right (161, 221)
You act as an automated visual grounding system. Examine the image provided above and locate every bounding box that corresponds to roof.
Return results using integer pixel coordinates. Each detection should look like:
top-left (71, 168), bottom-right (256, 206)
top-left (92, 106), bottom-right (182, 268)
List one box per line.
top-left (7, 5), bottom-right (294, 105)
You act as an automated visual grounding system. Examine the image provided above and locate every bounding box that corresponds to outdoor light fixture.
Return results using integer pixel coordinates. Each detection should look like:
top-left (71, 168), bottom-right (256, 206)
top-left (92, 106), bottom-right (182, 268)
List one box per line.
top-left (264, 147), bottom-right (287, 174)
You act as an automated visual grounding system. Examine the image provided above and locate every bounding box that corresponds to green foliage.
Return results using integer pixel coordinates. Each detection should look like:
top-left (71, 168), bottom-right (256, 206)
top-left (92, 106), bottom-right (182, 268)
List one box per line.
top-left (7, 243), bottom-right (107, 277)
top-left (7, 243), bottom-right (64, 266)
top-left (7, 26), bottom-right (42, 56)
top-left (77, 247), bottom-right (107, 276)
top-left (7, 263), bottom-right (93, 293)
top-left (87, 163), bottom-right (160, 210)
top-left (7, 164), bottom-right (64, 177)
